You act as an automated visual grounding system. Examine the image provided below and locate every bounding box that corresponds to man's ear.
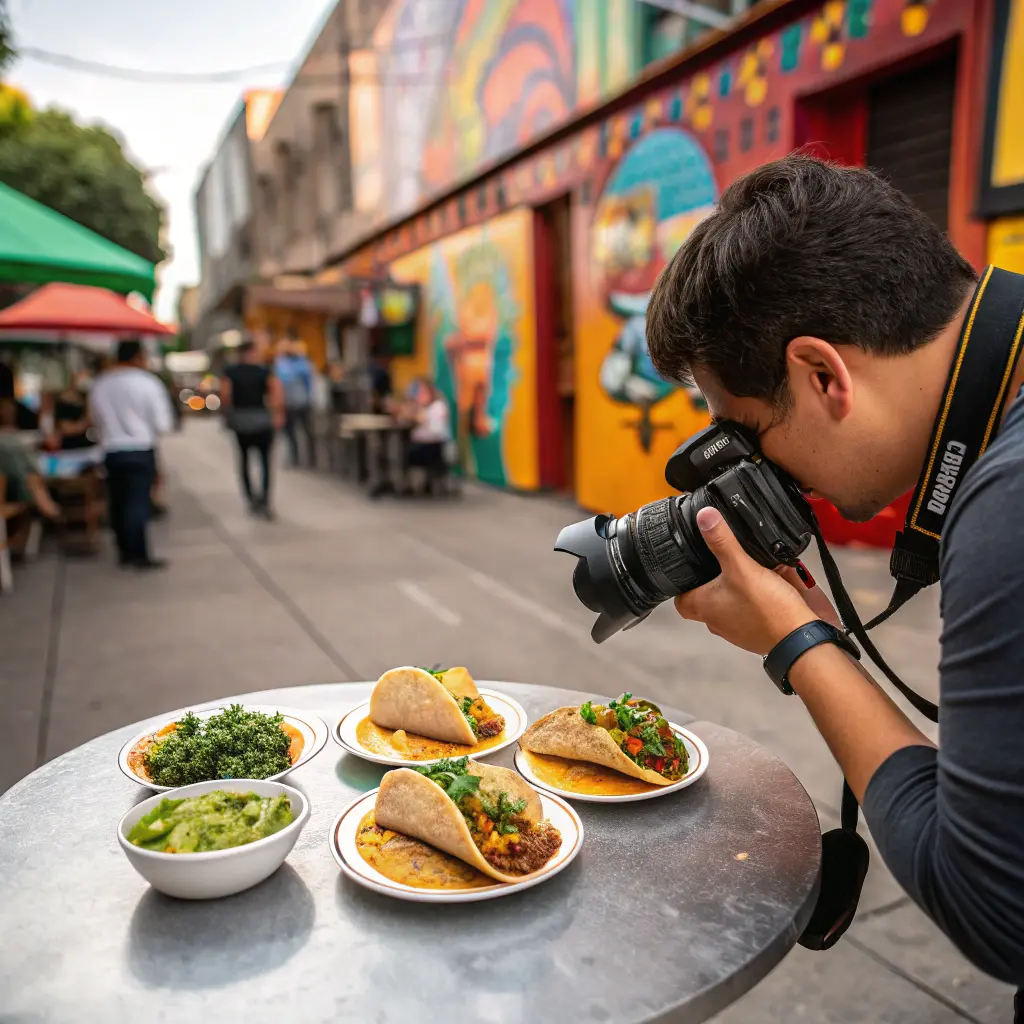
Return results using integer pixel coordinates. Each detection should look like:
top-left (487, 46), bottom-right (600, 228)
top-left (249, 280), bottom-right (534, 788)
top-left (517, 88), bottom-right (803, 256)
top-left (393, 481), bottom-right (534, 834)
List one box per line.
top-left (785, 336), bottom-right (854, 421)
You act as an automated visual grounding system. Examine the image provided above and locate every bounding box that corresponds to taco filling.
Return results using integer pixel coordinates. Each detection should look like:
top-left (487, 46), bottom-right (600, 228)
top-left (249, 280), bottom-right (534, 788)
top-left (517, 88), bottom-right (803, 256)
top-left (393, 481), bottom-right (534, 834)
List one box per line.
top-left (579, 693), bottom-right (688, 781)
top-left (455, 694), bottom-right (505, 739)
top-left (369, 666), bottom-right (505, 747)
top-left (411, 758), bottom-right (561, 876)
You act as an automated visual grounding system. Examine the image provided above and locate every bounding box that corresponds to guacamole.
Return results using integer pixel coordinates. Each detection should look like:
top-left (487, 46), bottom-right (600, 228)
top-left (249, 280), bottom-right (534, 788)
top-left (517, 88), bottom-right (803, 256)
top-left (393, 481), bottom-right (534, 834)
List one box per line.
top-left (127, 791), bottom-right (294, 853)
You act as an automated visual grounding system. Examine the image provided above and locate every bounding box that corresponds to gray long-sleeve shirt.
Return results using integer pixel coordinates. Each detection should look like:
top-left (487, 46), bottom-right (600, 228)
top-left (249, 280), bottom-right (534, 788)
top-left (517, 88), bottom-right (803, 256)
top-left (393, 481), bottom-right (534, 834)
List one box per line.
top-left (863, 387), bottom-right (1024, 984)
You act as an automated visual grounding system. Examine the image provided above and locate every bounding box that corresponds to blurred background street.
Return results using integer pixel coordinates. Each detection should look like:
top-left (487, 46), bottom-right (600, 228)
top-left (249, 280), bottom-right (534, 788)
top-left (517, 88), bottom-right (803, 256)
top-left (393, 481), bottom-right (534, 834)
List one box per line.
top-left (1, 416), bottom-right (1013, 1022)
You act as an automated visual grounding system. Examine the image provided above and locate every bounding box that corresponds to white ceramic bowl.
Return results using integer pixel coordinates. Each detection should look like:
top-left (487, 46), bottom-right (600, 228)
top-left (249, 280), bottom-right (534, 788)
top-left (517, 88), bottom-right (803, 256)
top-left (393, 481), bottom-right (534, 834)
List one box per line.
top-left (117, 779), bottom-right (310, 900)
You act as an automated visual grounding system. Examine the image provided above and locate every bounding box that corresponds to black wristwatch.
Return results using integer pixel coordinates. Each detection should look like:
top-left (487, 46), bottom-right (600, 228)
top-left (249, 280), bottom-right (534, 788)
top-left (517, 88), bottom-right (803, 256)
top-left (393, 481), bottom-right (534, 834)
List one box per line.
top-left (763, 620), bottom-right (861, 695)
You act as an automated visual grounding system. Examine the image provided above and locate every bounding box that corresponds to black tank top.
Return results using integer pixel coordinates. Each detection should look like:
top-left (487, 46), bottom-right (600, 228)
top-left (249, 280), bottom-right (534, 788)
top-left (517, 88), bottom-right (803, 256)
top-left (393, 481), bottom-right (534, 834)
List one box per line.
top-left (225, 364), bottom-right (270, 409)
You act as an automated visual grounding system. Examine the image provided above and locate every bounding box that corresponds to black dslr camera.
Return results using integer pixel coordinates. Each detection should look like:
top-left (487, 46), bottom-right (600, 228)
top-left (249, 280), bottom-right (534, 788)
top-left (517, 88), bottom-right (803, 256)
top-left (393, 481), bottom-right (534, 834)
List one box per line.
top-left (556, 422), bottom-right (816, 642)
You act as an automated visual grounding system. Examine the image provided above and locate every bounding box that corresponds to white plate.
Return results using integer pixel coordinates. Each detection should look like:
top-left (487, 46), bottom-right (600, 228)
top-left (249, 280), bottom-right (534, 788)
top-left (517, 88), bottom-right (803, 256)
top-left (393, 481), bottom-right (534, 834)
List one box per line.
top-left (117, 704), bottom-right (329, 792)
top-left (330, 786), bottom-right (584, 902)
top-left (513, 723), bottom-right (710, 803)
top-left (332, 689), bottom-right (527, 767)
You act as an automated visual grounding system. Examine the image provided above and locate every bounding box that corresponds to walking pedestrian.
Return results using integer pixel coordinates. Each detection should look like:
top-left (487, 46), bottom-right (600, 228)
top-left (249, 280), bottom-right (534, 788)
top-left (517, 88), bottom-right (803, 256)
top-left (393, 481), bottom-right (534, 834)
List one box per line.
top-left (89, 339), bottom-right (174, 570)
top-left (220, 338), bottom-right (284, 518)
top-left (274, 336), bottom-right (314, 467)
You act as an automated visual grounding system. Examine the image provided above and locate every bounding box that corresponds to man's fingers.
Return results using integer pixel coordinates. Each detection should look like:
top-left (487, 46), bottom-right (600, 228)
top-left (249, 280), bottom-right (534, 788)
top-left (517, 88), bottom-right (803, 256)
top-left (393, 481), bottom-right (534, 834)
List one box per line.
top-left (674, 591), bottom-right (705, 621)
top-left (695, 506), bottom-right (746, 571)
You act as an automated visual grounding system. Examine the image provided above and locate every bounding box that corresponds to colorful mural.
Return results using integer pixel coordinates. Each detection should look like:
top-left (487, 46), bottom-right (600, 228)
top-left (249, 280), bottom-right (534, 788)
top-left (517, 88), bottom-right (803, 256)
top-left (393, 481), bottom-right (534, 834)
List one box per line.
top-left (351, 0), bottom-right (641, 224)
top-left (346, 0), bottom-right (982, 518)
top-left (591, 127), bottom-right (717, 451)
top-left (390, 209), bottom-right (539, 489)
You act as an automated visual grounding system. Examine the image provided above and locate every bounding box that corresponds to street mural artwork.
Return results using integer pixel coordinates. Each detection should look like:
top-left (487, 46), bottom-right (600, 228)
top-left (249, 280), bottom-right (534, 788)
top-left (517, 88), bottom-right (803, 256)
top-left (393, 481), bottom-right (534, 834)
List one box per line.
top-left (355, 0), bottom-right (977, 520)
top-left (390, 210), bottom-right (539, 491)
top-left (591, 127), bottom-right (716, 452)
top-left (351, 0), bottom-right (639, 223)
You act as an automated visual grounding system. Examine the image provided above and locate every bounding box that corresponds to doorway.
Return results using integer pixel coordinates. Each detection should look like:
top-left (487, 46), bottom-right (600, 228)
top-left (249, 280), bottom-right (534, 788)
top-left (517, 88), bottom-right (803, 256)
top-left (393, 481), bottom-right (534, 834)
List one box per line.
top-left (796, 47), bottom-right (958, 232)
top-left (866, 50), bottom-right (957, 232)
top-left (535, 194), bottom-right (576, 493)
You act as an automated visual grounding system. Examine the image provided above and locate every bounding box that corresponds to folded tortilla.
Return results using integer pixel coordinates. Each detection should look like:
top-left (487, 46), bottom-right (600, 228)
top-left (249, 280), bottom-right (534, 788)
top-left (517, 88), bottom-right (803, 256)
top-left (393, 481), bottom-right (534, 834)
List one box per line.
top-left (374, 762), bottom-right (547, 883)
top-left (369, 666), bottom-right (479, 745)
top-left (519, 705), bottom-right (676, 785)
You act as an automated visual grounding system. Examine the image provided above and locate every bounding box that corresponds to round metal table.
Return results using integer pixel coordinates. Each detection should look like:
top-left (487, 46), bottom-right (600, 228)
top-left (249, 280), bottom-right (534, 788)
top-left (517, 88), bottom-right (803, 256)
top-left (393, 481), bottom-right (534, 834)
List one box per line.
top-left (0, 682), bottom-right (821, 1023)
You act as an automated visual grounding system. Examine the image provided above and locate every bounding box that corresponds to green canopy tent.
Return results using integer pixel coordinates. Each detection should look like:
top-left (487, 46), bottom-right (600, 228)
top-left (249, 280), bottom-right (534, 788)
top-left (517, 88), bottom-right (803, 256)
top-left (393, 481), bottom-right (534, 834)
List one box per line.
top-left (0, 181), bottom-right (156, 300)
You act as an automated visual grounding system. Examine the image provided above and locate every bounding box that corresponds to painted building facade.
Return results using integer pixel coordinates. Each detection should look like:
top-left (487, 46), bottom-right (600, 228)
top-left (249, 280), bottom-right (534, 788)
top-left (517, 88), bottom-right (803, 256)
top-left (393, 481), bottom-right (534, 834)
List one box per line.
top-left (334, 0), bottom-right (1003, 525)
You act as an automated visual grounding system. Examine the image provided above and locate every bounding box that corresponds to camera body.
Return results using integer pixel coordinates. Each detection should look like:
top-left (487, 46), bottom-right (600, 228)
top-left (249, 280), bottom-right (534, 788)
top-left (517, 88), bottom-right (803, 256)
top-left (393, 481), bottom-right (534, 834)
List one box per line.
top-left (556, 422), bottom-right (816, 642)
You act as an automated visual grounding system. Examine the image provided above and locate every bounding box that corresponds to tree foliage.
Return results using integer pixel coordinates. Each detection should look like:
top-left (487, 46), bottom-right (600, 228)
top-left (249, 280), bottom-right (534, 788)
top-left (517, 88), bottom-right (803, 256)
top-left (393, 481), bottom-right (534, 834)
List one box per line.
top-left (0, 0), bottom-right (13, 73)
top-left (0, 107), bottom-right (166, 264)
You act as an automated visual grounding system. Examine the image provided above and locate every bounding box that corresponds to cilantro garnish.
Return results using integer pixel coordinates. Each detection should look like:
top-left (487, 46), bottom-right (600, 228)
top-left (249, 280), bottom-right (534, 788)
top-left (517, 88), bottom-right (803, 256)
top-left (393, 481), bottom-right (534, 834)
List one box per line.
top-left (459, 696), bottom-right (479, 736)
top-left (477, 791), bottom-right (528, 834)
top-left (144, 705), bottom-right (291, 788)
top-left (640, 724), bottom-right (666, 758)
top-left (413, 756), bottom-right (481, 805)
top-left (579, 701), bottom-right (597, 724)
top-left (608, 692), bottom-right (649, 731)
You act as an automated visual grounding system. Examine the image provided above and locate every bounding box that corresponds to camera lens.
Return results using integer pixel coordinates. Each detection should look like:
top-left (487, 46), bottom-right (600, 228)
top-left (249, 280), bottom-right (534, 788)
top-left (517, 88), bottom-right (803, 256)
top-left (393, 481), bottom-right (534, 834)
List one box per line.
top-left (554, 489), bottom-right (721, 643)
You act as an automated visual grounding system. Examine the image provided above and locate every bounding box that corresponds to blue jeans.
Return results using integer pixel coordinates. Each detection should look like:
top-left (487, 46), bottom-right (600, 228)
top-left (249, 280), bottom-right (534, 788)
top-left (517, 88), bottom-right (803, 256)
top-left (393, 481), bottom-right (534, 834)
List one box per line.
top-left (105, 449), bottom-right (156, 563)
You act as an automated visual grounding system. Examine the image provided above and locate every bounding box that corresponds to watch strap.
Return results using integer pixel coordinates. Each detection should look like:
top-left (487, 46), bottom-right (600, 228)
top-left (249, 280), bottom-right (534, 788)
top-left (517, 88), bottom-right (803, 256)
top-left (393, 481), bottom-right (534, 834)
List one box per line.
top-left (764, 620), bottom-right (861, 694)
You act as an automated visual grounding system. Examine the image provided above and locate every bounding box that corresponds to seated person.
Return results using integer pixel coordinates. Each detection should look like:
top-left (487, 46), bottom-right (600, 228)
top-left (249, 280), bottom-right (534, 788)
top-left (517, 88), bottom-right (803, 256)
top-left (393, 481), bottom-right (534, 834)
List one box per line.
top-left (406, 379), bottom-right (451, 482)
top-left (51, 378), bottom-right (93, 450)
top-left (0, 398), bottom-right (59, 552)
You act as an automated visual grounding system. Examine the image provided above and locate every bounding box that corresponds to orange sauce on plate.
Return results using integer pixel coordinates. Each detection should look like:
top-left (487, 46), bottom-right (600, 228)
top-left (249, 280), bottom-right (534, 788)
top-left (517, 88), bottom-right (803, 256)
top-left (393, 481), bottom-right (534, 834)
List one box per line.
top-left (354, 717), bottom-right (506, 761)
top-left (520, 750), bottom-right (662, 796)
top-left (354, 811), bottom-right (493, 890)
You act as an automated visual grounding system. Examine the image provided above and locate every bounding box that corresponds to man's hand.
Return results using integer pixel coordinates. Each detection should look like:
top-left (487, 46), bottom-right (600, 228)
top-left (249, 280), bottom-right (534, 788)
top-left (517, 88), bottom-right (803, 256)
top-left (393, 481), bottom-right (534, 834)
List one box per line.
top-left (674, 506), bottom-right (832, 655)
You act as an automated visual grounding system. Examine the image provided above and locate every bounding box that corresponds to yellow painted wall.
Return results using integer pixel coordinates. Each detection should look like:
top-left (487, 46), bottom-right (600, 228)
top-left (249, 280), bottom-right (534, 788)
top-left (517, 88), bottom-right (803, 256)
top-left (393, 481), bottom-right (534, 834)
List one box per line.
top-left (571, 128), bottom-right (716, 517)
top-left (988, 216), bottom-right (1024, 274)
top-left (390, 208), bottom-right (539, 490)
top-left (245, 306), bottom-right (328, 370)
top-left (573, 290), bottom-right (711, 516)
top-left (993, 0), bottom-right (1024, 188)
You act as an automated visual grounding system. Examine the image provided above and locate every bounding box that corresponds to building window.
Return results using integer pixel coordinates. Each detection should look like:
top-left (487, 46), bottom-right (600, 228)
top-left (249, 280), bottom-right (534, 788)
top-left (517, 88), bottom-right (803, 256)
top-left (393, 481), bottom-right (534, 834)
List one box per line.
top-left (275, 142), bottom-right (295, 242)
top-left (765, 106), bottom-right (780, 144)
top-left (644, 9), bottom-right (688, 65)
top-left (257, 174), bottom-right (279, 258)
top-left (642, 0), bottom-right (758, 66)
top-left (313, 103), bottom-right (340, 217)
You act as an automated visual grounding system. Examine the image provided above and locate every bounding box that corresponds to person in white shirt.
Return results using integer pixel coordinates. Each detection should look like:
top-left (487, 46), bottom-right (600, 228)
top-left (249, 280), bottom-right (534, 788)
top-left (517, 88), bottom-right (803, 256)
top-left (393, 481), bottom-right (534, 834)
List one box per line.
top-left (405, 378), bottom-right (452, 493)
top-left (89, 339), bottom-right (174, 570)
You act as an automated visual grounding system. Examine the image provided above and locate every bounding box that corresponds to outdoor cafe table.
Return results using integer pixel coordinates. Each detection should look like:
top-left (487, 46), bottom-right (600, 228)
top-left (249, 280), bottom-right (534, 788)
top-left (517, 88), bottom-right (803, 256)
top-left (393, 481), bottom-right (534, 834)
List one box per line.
top-left (0, 682), bottom-right (821, 1023)
top-left (337, 413), bottom-right (412, 495)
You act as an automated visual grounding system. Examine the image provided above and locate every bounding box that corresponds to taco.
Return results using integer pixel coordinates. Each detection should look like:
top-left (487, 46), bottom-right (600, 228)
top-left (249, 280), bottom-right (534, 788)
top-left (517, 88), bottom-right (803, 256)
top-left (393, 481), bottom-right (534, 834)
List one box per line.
top-left (369, 666), bottom-right (505, 746)
top-left (373, 757), bottom-right (562, 882)
top-left (520, 692), bottom-right (688, 785)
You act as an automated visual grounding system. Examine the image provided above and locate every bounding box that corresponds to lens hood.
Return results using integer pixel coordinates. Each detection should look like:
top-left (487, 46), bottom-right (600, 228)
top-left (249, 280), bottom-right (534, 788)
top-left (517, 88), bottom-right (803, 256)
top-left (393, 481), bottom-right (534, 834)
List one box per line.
top-left (554, 516), bottom-right (650, 643)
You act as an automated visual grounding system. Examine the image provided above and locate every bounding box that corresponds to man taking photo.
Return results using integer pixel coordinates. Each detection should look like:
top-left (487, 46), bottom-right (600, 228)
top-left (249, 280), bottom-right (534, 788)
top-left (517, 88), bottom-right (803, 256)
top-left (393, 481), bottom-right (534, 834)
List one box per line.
top-left (645, 155), bottom-right (1024, 993)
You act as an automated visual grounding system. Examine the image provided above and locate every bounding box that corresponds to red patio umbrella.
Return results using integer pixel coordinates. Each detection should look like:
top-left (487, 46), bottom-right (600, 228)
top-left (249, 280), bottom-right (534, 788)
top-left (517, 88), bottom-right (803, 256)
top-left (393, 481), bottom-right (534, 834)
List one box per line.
top-left (0, 282), bottom-right (174, 335)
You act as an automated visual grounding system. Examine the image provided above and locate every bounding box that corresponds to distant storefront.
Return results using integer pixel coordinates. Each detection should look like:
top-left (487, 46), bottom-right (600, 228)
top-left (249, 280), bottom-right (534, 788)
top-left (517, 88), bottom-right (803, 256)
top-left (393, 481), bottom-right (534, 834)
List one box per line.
top-left (334, 0), bottom-right (1001, 525)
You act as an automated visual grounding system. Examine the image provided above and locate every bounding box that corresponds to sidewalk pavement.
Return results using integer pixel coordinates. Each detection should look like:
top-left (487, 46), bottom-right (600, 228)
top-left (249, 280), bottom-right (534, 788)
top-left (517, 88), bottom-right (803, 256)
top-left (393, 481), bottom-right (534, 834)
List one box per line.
top-left (0, 418), bottom-right (1012, 1022)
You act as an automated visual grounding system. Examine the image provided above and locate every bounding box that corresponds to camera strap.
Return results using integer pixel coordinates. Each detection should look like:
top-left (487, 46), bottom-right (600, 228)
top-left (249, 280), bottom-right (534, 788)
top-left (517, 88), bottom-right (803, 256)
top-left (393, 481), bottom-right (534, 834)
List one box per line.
top-left (865, 265), bottom-right (1024, 632)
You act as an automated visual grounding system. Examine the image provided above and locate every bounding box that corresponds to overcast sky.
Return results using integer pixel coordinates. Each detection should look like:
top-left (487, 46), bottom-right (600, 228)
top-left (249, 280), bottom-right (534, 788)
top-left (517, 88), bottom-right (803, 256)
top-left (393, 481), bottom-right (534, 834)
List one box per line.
top-left (7, 0), bottom-right (335, 320)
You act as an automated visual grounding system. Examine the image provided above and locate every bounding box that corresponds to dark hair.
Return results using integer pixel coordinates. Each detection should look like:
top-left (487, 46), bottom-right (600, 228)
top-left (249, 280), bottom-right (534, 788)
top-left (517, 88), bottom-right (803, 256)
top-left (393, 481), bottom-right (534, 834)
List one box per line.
top-left (116, 339), bottom-right (143, 364)
top-left (645, 155), bottom-right (977, 406)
